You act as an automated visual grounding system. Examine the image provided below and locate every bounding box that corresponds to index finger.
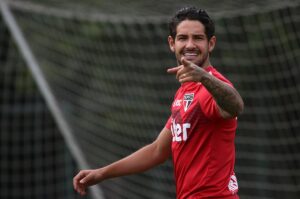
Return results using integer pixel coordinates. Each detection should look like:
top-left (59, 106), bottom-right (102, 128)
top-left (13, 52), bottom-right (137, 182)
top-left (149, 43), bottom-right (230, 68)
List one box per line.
top-left (74, 171), bottom-right (85, 182)
top-left (167, 65), bottom-right (182, 74)
top-left (181, 57), bottom-right (196, 69)
top-left (73, 171), bottom-right (87, 188)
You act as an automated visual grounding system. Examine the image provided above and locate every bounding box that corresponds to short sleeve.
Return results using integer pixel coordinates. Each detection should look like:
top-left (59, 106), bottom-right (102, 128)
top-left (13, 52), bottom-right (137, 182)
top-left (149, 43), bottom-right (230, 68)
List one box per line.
top-left (165, 116), bottom-right (172, 130)
top-left (199, 87), bottom-right (222, 120)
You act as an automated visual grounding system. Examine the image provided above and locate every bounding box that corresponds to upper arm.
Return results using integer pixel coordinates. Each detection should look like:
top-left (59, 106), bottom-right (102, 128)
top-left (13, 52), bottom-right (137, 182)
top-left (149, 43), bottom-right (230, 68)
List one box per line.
top-left (217, 105), bottom-right (236, 119)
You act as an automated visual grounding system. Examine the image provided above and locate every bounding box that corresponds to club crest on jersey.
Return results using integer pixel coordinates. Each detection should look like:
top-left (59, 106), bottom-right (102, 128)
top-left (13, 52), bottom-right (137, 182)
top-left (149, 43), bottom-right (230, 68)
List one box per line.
top-left (183, 93), bottom-right (194, 112)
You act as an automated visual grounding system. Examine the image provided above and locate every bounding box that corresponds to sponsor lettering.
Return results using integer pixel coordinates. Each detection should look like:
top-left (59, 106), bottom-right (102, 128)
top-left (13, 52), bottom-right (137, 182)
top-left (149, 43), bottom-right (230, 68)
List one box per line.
top-left (171, 119), bottom-right (191, 142)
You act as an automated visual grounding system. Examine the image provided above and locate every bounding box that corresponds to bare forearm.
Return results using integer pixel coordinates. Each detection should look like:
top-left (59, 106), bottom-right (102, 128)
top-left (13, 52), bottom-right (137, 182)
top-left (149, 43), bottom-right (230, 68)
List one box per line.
top-left (167, 58), bottom-right (243, 117)
top-left (201, 73), bottom-right (244, 117)
top-left (102, 143), bottom-right (167, 180)
top-left (73, 128), bottom-right (172, 194)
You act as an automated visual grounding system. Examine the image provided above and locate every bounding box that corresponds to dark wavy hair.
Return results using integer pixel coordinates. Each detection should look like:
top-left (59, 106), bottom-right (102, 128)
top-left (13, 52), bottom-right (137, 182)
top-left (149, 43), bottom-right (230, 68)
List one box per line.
top-left (168, 6), bottom-right (215, 40)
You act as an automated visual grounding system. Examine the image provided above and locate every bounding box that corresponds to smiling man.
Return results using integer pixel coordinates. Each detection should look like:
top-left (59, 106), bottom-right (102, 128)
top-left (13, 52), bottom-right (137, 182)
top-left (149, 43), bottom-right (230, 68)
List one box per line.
top-left (73, 6), bottom-right (244, 199)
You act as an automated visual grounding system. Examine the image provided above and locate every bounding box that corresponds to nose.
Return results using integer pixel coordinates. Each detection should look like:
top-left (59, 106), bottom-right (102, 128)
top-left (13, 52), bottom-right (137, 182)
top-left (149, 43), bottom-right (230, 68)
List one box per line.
top-left (185, 38), bottom-right (196, 49)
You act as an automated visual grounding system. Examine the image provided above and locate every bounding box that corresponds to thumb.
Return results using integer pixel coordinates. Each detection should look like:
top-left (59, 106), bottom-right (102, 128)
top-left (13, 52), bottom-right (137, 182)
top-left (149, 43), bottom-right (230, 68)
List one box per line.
top-left (80, 173), bottom-right (93, 184)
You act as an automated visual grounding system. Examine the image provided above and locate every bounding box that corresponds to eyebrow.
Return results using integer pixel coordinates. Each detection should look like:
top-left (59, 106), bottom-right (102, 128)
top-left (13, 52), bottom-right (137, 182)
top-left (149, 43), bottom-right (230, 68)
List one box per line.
top-left (176, 33), bottom-right (206, 37)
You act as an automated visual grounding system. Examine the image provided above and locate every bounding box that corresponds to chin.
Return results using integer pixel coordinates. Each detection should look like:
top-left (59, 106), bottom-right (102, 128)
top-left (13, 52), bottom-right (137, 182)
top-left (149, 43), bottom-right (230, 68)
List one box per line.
top-left (187, 58), bottom-right (198, 63)
top-left (188, 58), bottom-right (201, 65)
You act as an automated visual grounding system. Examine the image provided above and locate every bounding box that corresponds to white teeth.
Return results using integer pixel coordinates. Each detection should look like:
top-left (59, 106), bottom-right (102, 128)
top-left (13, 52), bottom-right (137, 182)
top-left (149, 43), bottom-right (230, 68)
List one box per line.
top-left (184, 53), bottom-right (197, 56)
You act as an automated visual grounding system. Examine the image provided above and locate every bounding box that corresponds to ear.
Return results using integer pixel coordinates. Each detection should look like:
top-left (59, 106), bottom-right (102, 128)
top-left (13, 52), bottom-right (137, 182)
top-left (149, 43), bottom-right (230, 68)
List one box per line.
top-left (168, 36), bottom-right (175, 52)
top-left (208, 36), bottom-right (216, 53)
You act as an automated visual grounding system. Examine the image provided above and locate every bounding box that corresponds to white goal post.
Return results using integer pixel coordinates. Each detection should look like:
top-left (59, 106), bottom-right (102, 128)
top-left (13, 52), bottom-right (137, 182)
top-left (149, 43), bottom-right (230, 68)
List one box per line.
top-left (0, 1), bottom-right (104, 199)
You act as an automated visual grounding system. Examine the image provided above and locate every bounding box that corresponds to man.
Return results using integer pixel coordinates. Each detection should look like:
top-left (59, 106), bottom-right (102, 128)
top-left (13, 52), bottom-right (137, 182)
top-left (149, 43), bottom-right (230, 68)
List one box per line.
top-left (73, 6), bottom-right (244, 199)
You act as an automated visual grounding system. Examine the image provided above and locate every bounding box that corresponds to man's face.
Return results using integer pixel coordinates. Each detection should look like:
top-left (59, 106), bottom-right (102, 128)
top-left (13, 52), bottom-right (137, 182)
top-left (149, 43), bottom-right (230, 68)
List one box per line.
top-left (168, 20), bottom-right (216, 68)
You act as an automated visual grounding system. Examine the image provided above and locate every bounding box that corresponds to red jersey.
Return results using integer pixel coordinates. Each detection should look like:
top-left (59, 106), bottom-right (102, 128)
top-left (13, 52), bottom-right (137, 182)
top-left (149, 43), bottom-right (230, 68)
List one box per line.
top-left (165, 66), bottom-right (239, 199)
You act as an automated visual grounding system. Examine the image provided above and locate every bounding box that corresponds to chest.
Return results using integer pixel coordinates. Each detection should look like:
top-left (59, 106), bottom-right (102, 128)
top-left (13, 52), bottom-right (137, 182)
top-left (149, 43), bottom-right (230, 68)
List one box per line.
top-left (171, 85), bottom-right (204, 121)
top-left (170, 86), bottom-right (209, 142)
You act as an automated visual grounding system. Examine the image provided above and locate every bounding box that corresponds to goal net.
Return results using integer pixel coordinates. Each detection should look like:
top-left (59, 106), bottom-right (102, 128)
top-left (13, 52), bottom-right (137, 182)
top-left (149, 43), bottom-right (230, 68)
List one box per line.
top-left (1, 0), bottom-right (300, 199)
top-left (0, 14), bottom-right (89, 199)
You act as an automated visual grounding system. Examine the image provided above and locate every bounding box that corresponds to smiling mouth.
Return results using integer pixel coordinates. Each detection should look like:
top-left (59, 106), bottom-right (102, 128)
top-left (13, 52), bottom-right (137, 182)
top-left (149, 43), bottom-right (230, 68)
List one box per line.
top-left (183, 52), bottom-right (198, 60)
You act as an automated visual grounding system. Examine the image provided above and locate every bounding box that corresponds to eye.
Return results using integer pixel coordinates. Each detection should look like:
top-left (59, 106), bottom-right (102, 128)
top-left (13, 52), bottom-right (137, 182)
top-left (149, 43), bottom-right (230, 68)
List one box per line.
top-left (194, 36), bottom-right (205, 41)
top-left (176, 35), bottom-right (187, 41)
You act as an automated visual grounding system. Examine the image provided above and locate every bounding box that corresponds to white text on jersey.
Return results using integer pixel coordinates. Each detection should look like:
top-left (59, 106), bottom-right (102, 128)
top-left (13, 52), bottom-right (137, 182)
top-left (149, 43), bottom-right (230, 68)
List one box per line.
top-left (173, 100), bottom-right (182, 107)
top-left (171, 119), bottom-right (191, 142)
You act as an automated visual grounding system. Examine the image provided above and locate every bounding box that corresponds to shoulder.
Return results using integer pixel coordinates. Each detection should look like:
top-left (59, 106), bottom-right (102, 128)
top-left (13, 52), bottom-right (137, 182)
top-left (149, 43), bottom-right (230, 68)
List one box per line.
top-left (208, 66), bottom-right (233, 86)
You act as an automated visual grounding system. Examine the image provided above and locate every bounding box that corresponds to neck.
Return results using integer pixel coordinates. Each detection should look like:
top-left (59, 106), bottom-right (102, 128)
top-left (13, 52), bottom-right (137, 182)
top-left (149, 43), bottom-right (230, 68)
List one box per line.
top-left (202, 60), bottom-right (211, 69)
